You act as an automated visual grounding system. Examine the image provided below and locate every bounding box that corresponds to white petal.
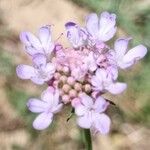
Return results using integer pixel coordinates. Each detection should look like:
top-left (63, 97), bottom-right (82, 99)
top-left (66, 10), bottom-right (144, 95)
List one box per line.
top-left (93, 97), bottom-right (109, 113)
top-left (27, 98), bottom-right (48, 113)
top-left (77, 115), bottom-right (92, 129)
top-left (86, 13), bottom-right (99, 38)
top-left (20, 32), bottom-right (41, 50)
top-left (30, 76), bottom-right (45, 85)
top-left (99, 27), bottom-right (117, 42)
top-left (32, 54), bottom-right (47, 67)
top-left (122, 45), bottom-right (147, 68)
top-left (107, 82), bottom-right (127, 94)
top-left (41, 88), bottom-right (54, 103)
top-left (52, 103), bottom-right (63, 114)
top-left (33, 112), bottom-right (53, 130)
top-left (80, 93), bottom-right (93, 108)
top-left (114, 38), bottom-right (130, 59)
top-left (75, 104), bottom-right (87, 116)
top-left (94, 113), bottom-right (111, 134)
top-left (16, 65), bottom-right (35, 79)
top-left (38, 26), bottom-right (54, 54)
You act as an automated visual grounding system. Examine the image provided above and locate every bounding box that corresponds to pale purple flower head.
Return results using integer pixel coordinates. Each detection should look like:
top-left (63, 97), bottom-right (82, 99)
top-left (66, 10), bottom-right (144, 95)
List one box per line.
top-left (16, 11), bottom-right (147, 134)
top-left (27, 87), bottom-right (63, 130)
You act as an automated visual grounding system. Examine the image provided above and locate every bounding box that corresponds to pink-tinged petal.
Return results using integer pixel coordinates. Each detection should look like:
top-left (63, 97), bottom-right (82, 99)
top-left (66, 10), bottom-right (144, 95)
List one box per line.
top-left (91, 75), bottom-right (102, 91)
top-left (27, 98), bottom-right (48, 113)
top-left (45, 63), bottom-right (56, 74)
top-left (41, 88), bottom-right (54, 104)
top-left (99, 27), bottom-right (117, 42)
top-left (85, 52), bottom-right (97, 72)
top-left (98, 12), bottom-right (116, 41)
top-left (94, 113), bottom-right (111, 134)
top-left (52, 103), bottom-right (63, 114)
top-left (39, 26), bottom-right (52, 46)
top-left (20, 32), bottom-right (41, 50)
top-left (107, 82), bottom-right (127, 94)
top-left (65, 22), bottom-right (82, 48)
top-left (93, 97), bottom-right (109, 113)
top-left (16, 64), bottom-right (35, 79)
top-left (96, 69), bottom-right (106, 81)
top-left (20, 32), bottom-right (31, 46)
top-left (122, 45), bottom-right (147, 68)
top-left (71, 98), bottom-right (81, 107)
top-left (86, 13), bottom-right (99, 38)
top-left (38, 25), bottom-right (54, 54)
top-left (99, 12), bottom-right (116, 33)
top-left (77, 115), bottom-right (92, 129)
top-left (32, 54), bottom-right (47, 67)
top-left (107, 66), bottom-right (118, 80)
top-left (25, 46), bottom-right (42, 56)
top-left (75, 105), bottom-right (87, 116)
top-left (33, 112), bottom-right (53, 130)
top-left (53, 89), bottom-right (60, 106)
top-left (114, 38), bottom-right (130, 59)
top-left (30, 76), bottom-right (45, 85)
top-left (80, 93), bottom-right (93, 108)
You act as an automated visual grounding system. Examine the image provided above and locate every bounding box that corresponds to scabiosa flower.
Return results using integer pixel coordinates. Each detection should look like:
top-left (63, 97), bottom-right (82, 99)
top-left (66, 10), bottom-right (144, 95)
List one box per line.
top-left (16, 11), bottom-right (147, 137)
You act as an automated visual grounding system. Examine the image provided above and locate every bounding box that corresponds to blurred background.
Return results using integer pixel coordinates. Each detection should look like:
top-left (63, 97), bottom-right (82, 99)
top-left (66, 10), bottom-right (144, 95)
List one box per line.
top-left (0, 0), bottom-right (149, 149)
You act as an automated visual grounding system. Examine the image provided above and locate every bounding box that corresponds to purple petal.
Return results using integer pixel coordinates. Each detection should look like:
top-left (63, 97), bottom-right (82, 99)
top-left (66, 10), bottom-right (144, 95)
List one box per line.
top-left (99, 27), bottom-right (117, 42)
top-left (91, 75), bottom-right (102, 91)
top-left (114, 38), bottom-right (130, 59)
top-left (27, 98), bottom-right (48, 113)
top-left (98, 12), bottom-right (116, 41)
top-left (32, 53), bottom-right (47, 67)
top-left (107, 82), bottom-right (127, 94)
top-left (52, 103), bottom-right (63, 114)
top-left (65, 22), bottom-right (76, 28)
top-left (33, 112), bottom-right (53, 130)
top-left (38, 25), bottom-right (54, 54)
top-left (41, 88), bottom-right (54, 103)
top-left (86, 13), bottom-right (99, 38)
top-left (16, 64), bottom-right (35, 79)
top-left (45, 63), bottom-right (56, 74)
top-left (30, 76), bottom-right (45, 85)
top-left (93, 97), bottom-right (109, 113)
top-left (94, 113), bottom-right (111, 134)
top-left (25, 46), bottom-right (42, 56)
top-left (20, 32), bottom-right (41, 50)
top-left (80, 93), bottom-right (93, 108)
top-left (65, 22), bottom-right (82, 48)
top-left (77, 115), bottom-right (92, 129)
top-left (122, 45), bottom-right (147, 68)
top-left (75, 104), bottom-right (87, 116)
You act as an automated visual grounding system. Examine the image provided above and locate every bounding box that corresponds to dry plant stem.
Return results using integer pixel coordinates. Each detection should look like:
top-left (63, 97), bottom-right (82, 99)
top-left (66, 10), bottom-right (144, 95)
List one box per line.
top-left (82, 129), bottom-right (92, 150)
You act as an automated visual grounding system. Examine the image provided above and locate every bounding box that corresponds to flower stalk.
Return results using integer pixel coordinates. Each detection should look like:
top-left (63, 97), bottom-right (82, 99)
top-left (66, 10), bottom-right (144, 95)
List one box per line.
top-left (82, 129), bottom-right (92, 150)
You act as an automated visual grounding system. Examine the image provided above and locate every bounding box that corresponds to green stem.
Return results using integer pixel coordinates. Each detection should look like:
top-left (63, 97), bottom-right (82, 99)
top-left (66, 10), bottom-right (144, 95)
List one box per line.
top-left (82, 129), bottom-right (92, 150)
